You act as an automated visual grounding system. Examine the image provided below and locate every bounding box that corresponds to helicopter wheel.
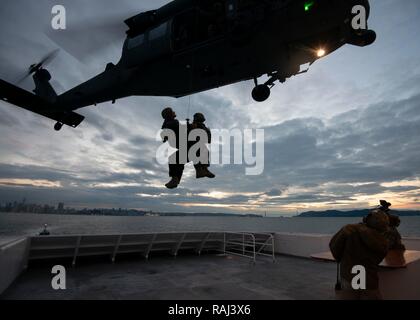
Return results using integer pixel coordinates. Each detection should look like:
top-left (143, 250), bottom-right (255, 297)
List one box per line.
top-left (348, 30), bottom-right (377, 47)
top-left (252, 85), bottom-right (271, 102)
top-left (54, 122), bottom-right (63, 131)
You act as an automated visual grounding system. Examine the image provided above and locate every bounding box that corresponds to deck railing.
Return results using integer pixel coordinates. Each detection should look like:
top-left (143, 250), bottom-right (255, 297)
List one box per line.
top-left (223, 232), bottom-right (275, 263)
top-left (25, 231), bottom-right (276, 266)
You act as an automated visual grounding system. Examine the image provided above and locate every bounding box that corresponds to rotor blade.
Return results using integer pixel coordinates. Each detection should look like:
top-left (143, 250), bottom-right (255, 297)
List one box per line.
top-left (15, 72), bottom-right (31, 85)
top-left (44, 16), bottom-right (129, 63)
top-left (39, 48), bottom-right (60, 67)
top-left (43, 0), bottom-right (163, 63)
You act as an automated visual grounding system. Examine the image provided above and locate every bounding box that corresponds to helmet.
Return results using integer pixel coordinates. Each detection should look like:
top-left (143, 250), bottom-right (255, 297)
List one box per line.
top-left (161, 107), bottom-right (173, 119)
top-left (193, 113), bottom-right (206, 123)
top-left (365, 209), bottom-right (390, 232)
top-left (380, 200), bottom-right (392, 208)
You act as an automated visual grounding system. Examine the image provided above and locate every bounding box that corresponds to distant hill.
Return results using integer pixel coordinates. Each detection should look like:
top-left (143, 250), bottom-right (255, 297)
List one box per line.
top-left (155, 212), bottom-right (263, 218)
top-left (297, 209), bottom-right (420, 218)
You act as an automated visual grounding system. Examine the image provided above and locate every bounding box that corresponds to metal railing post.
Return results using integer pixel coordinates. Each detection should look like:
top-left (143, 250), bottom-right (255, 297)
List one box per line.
top-left (111, 235), bottom-right (122, 263)
top-left (144, 233), bottom-right (157, 260)
top-left (252, 234), bottom-right (256, 263)
top-left (172, 233), bottom-right (186, 257)
top-left (242, 233), bottom-right (245, 256)
top-left (197, 232), bottom-right (210, 255)
top-left (271, 235), bottom-right (276, 262)
top-left (72, 236), bottom-right (82, 268)
top-left (223, 232), bottom-right (226, 255)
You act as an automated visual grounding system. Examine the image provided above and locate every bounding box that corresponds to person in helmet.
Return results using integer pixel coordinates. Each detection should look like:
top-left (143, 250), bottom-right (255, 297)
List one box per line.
top-left (161, 107), bottom-right (185, 189)
top-left (189, 112), bottom-right (215, 179)
top-left (330, 210), bottom-right (390, 300)
top-left (377, 200), bottom-right (405, 250)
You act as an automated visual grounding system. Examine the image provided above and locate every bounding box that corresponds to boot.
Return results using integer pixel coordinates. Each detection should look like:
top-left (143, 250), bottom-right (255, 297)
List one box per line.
top-left (203, 168), bottom-right (215, 179)
top-left (165, 176), bottom-right (180, 189)
top-left (196, 166), bottom-right (207, 179)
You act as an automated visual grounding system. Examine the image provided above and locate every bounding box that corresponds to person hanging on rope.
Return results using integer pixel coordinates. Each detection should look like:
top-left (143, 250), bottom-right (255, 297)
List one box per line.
top-left (161, 108), bottom-right (215, 189)
top-left (188, 113), bottom-right (216, 179)
top-left (161, 107), bottom-right (186, 189)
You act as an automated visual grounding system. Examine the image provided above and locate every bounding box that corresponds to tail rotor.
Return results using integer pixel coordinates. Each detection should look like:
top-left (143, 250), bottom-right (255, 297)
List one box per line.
top-left (15, 49), bottom-right (60, 85)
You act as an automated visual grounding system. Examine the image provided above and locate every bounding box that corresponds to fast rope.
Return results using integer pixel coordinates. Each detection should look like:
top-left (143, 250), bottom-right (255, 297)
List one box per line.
top-left (186, 53), bottom-right (196, 122)
top-left (187, 95), bottom-right (192, 121)
top-left (187, 11), bottom-right (200, 122)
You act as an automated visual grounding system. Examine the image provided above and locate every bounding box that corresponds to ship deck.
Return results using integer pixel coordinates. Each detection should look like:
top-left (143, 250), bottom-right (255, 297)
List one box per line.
top-left (1, 253), bottom-right (337, 300)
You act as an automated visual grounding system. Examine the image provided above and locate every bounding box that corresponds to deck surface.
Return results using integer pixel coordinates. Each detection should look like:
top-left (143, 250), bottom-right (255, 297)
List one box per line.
top-left (311, 250), bottom-right (420, 268)
top-left (1, 254), bottom-right (337, 300)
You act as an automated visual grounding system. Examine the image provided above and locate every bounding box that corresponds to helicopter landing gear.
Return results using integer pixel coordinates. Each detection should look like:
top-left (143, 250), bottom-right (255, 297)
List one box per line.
top-left (252, 84), bottom-right (271, 102)
top-left (252, 72), bottom-right (288, 102)
top-left (252, 77), bottom-right (272, 102)
top-left (54, 122), bottom-right (63, 131)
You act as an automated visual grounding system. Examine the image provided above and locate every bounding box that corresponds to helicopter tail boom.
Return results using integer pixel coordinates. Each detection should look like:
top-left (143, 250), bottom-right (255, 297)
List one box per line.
top-left (0, 78), bottom-right (84, 129)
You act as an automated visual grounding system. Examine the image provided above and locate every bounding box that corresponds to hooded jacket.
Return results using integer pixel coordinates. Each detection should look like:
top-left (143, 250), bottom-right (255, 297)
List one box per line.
top-left (330, 222), bottom-right (389, 290)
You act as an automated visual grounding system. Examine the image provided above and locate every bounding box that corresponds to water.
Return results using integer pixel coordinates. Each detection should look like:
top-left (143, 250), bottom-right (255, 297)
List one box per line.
top-left (1, 212), bottom-right (420, 245)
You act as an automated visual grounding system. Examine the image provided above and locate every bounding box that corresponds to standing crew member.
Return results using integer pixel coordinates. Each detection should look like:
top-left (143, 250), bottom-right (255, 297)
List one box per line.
top-left (330, 210), bottom-right (390, 300)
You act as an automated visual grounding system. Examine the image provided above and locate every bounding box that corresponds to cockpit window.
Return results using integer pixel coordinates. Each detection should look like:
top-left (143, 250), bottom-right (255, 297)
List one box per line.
top-left (149, 22), bottom-right (168, 41)
top-left (127, 34), bottom-right (145, 49)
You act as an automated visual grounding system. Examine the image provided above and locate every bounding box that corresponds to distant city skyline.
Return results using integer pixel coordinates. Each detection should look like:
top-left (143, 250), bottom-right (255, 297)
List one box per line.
top-left (0, 198), bottom-right (156, 215)
top-left (0, 198), bottom-right (265, 217)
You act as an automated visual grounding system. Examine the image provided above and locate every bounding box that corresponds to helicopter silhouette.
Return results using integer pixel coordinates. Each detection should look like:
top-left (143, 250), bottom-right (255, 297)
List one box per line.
top-left (0, 0), bottom-right (376, 131)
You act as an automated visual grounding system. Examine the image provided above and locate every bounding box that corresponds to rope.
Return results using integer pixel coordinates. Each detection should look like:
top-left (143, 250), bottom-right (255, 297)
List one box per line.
top-left (186, 10), bottom-right (199, 121)
top-left (186, 55), bottom-right (195, 121)
top-left (187, 95), bottom-right (191, 119)
top-left (187, 95), bottom-right (192, 120)
top-left (187, 9), bottom-right (199, 120)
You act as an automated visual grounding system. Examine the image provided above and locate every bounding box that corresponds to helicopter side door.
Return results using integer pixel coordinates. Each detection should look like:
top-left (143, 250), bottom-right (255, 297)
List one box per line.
top-left (171, 0), bottom-right (228, 52)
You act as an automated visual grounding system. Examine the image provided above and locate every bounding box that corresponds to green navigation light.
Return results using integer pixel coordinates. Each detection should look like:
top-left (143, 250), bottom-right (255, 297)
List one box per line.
top-left (304, 1), bottom-right (315, 12)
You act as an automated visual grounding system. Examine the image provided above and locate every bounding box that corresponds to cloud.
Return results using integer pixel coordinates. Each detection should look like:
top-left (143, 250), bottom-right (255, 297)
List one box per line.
top-left (0, 107), bottom-right (20, 127)
top-left (0, 179), bottom-right (61, 188)
top-left (1, 91), bottom-right (419, 213)
top-left (265, 189), bottom-right (283, 197)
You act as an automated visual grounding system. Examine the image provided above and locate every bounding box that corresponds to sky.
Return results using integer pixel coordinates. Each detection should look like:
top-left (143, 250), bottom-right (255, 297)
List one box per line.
top-left (1, 0), bottom-right (420, 215)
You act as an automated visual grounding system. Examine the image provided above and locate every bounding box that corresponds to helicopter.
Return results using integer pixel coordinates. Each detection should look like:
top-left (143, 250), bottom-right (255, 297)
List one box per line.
top-left (0, 0), bottom-right (376, 131)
